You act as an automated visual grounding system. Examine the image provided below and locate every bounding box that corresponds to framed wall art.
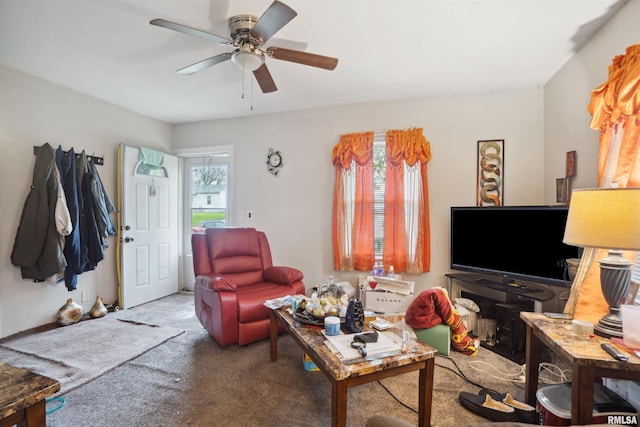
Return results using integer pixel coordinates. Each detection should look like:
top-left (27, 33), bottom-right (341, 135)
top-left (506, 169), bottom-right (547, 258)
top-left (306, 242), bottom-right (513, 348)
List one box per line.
top-left (566, 150), bottom-right (576, 177)
top-left (476, 139), bottom-right (504, 206)
top-left (556, 178), bottom-right (568, 204)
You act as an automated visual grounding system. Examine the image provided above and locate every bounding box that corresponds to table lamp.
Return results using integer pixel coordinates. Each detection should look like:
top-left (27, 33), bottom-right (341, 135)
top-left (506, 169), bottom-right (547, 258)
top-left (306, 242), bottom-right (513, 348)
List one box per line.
top-left (563, 187), bottom-right (640, 338)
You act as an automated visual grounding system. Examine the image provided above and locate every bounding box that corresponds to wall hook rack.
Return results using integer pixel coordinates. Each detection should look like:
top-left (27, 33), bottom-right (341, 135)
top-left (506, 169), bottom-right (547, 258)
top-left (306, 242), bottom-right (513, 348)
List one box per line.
top-left (33, 145), bottom-right (104, 165)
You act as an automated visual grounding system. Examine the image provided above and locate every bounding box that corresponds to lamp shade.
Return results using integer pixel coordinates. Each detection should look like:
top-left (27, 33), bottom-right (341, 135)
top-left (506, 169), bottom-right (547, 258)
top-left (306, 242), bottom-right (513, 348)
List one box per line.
top-left (231, 51), bottom-right (264, 72)
top-left (563, 188), bottom-right (640, 251)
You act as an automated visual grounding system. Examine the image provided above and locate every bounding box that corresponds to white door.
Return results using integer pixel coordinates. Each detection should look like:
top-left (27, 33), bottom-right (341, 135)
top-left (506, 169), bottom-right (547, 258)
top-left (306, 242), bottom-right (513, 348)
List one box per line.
top-left (118, 144), bottom-right (179, 309)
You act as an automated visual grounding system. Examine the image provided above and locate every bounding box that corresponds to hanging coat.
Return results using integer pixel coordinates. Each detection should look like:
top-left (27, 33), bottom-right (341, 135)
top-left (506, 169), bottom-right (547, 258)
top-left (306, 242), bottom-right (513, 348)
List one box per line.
top-left (78, 151), bottom-right (115, 272)
top-left (87, 159), bottom-right (116, 248)
top-left (82, 166), bottom-right (104, 271)
top-left (56, 146), bottom-right (82, 290)
top-left (11, 143), bottom-right (67, 280)
top-left (75, 151), bottom-right (90, 273)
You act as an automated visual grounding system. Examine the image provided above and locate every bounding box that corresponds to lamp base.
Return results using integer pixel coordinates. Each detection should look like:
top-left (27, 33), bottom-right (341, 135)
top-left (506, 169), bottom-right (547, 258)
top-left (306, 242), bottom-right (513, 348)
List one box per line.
top-left (594, 308), bottom-right (623, 338)
top-left (595, 250), bottom-right (631, 339)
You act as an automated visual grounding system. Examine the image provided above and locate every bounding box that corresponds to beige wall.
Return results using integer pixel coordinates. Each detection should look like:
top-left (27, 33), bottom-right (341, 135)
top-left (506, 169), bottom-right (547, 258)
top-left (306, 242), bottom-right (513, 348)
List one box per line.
top-left (173, 89), bottom-right (545, 296)
top-left (1, 0), bottom-right (638, 338)
top-left (0, 66), bottom-right (172, 337)
top-left (543, 0), bottom-right (640, 198)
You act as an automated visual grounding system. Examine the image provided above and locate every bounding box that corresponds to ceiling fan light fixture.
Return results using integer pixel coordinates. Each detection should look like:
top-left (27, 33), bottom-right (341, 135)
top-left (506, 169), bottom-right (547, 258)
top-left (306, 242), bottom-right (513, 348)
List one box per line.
top-left (151, 1), bottom-right (338, 94)
top-left (232, 49), bottom-right (264, 72)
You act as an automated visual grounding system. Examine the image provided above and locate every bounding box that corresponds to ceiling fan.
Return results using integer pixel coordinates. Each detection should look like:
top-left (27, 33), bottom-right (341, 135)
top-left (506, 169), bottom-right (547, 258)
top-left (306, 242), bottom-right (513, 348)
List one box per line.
top-left (150, 0), bottom-right (338, 94)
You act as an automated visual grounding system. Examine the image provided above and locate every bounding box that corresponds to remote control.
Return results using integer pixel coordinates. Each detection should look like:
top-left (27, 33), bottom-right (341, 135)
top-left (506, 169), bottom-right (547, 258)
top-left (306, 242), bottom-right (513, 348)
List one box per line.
top-left (601, 342), bottom-right (628, 362)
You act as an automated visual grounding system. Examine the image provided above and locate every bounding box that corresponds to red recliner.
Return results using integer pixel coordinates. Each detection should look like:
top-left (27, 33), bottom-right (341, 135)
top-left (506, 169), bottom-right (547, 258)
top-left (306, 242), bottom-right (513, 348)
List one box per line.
top-left (191, 227), bottom-right (305, 346)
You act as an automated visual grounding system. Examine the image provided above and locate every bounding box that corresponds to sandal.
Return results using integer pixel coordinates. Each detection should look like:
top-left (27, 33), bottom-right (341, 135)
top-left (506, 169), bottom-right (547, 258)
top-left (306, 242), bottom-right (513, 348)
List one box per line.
top-left (479, 389), bottom-right (537, 424)
top-left (458, 391), bottom-right (519, 422)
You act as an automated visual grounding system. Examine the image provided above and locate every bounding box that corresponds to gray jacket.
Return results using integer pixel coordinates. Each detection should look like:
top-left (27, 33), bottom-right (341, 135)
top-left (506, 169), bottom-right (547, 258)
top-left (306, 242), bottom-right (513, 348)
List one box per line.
top-left (11, 143), bottom-right (67, 280)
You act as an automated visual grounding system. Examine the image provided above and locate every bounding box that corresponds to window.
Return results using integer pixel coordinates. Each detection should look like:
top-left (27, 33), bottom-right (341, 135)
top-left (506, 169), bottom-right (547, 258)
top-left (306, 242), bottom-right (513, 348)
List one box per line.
top-left (352, 140), bottom-right (391, 258)
top-left (188, 158), bottom-right (227, 233)
top-left (332, 129), bottom-right (431, 274)
top-left (177, 145), bottom-right (233, 241)
top-left (373, 141), bottom-right (385, 257)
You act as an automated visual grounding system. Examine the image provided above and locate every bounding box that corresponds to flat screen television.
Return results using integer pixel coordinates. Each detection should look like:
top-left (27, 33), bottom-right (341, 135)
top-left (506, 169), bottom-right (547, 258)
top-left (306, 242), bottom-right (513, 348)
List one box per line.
top-left (450, 205), bottom-right (581, 287)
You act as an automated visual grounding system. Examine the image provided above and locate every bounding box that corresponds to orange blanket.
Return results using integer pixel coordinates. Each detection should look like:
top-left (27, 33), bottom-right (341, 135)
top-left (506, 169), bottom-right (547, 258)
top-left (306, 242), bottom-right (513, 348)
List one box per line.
top-left (405, 288), bottom-right (478, 355)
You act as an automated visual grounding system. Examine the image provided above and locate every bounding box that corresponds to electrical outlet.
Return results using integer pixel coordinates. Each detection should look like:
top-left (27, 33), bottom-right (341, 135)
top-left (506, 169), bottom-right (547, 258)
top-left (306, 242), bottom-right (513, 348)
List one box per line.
top-left (81, 291), bottom-right (88, 303)
top-left (247, 211), bottom-right (253, 220)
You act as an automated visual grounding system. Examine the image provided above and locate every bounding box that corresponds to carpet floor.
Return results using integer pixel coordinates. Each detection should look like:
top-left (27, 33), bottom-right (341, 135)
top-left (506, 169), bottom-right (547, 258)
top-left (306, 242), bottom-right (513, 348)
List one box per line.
top-left (0, 316), bottom-right (184, 395)
top-left (6, 292), bottom-right (569, 426)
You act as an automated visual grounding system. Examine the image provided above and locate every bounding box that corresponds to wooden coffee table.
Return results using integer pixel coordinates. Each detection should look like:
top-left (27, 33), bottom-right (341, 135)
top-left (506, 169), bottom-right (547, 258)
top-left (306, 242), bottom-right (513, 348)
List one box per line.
top-left (0, 362), bottom-right (60, 427)
top-left (270, 307), bottom-right (437, 427)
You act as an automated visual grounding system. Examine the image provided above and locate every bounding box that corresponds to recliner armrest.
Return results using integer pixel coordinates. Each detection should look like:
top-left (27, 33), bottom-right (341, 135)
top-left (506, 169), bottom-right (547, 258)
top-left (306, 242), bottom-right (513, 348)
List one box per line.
top-left (264, 266), bottom-right (304, 285)
top-left (195, 273), bottom-right (238, 292)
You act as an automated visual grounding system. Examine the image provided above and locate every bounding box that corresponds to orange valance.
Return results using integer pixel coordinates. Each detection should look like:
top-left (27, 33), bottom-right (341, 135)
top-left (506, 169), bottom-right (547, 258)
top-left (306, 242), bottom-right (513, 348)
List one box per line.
top-left (587, 44), bottom-right (640, 188)
top-left (331, 131), bottom-right (374, 169)
top-left (385, 128), bottom-right (432, 166)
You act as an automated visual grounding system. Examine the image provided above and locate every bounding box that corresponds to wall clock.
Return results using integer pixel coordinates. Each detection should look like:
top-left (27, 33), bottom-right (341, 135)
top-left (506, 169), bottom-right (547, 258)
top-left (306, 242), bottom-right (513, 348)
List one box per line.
top-left (266, 148), bottom-right (283, 176)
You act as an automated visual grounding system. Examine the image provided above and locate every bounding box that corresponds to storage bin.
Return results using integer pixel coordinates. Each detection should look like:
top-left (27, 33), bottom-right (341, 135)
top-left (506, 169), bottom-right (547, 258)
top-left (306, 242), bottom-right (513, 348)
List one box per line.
top-left (621, 304), bottom-right (640, 349)
top-left (536, 382), bottom-right (637, 426)
top-left (364, 290), bottom-right (413, 313)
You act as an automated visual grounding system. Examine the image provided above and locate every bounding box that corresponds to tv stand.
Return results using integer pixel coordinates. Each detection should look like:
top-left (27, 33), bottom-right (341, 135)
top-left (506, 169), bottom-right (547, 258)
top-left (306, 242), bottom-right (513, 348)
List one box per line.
top-left (445, 273), bottom-right (550, 310)
top-left (446, 273), bottom-right (547, 364)
top-left (474, 278), bottom-right (505, 287)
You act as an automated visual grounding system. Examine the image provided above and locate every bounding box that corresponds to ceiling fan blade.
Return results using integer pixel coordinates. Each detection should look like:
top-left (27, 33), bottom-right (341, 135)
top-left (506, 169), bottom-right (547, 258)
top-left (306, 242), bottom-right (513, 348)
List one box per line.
top-left (150, 18), bottom-right (232, 45)
top-left (253, 64), bottom-right (278, 93)
top-left (251, 1), bottom-right (297, 45)
top-left (266, 47), bottom-right (338, 70)
top-left (265, 38), bottom-right (308, 52)
top-left (178, 53), bottom-right (232, 75)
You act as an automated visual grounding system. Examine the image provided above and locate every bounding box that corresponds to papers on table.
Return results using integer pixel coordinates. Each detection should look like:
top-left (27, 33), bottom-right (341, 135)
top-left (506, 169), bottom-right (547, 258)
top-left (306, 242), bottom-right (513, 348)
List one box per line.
top-left (324, 331), bottom-right (402, 362)
top-left (263, 295), bottom-right (292, 309)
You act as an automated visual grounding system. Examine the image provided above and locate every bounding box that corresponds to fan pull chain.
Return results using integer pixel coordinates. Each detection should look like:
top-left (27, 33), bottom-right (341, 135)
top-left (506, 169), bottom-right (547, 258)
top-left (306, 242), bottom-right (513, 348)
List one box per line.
top-left (237, 54), bottom-right (253, 111)
top-left (250, 72), bottom-right (254, 111)
top-left (241, 58), bottom-right (246, 100)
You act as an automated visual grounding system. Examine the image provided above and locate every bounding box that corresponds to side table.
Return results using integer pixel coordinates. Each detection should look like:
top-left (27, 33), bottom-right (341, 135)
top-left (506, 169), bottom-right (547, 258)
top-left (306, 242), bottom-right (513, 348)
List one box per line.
top-left (0, 362), bottom-right (60, 427)
top-left (521, 312), bottom-right (640, 425)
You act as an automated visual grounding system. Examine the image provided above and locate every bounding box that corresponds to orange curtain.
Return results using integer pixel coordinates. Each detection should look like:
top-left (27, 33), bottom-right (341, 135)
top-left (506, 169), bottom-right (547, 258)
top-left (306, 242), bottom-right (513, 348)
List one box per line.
top-left (588, 44), bottom-right (640, 188)
top-left (384, 131), bottom-right (407, 271)
top-left (332, 128), bottom-right (431, 273)
top-left (332, 132), bottom-right (374, 271)
top-left (566, 44), bottom-right (640, 322)
top-left (385, 128), bottom-right (432, 273)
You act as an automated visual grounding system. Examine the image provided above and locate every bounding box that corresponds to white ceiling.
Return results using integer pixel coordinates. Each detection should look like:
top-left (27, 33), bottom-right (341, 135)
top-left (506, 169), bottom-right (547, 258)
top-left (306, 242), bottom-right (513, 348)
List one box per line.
top-left (0, 0), bottom-right (624, 124)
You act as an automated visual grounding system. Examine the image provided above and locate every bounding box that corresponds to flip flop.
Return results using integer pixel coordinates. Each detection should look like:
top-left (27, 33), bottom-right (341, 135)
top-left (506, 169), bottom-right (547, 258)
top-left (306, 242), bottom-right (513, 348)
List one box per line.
top-left (458, 391), bottom-right (519, 422)
top-left (479, 390), bottom-right (537, 424)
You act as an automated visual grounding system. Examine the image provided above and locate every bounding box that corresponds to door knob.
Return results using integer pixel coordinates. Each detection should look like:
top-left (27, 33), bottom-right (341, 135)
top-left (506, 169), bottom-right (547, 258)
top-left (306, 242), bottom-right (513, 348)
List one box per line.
top-left (124, 237), bottom-right (134, 243)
